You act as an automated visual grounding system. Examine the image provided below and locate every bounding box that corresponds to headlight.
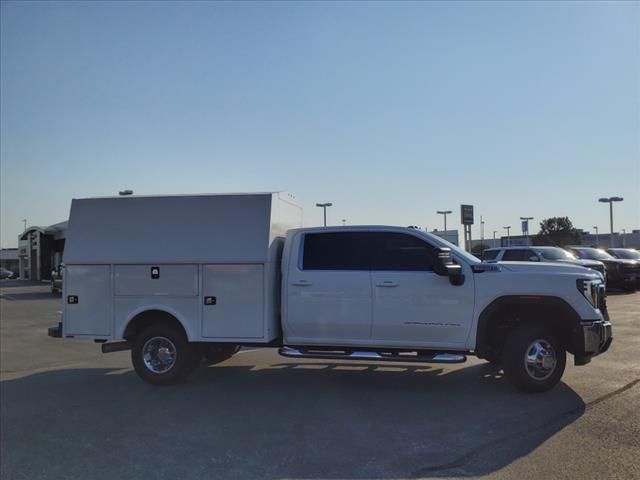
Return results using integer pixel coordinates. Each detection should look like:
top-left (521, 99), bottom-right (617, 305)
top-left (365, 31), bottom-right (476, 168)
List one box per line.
top-left (577, 278), bottom-right (604, 308)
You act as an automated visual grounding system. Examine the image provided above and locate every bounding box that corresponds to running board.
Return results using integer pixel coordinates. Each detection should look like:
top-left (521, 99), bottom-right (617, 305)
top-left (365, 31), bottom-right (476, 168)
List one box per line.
top-left (278, 347), bottom-right (466, 364)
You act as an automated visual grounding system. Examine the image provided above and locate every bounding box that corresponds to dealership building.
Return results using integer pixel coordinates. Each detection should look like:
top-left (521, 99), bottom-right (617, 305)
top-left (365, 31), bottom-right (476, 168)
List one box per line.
top-left (18, 221), bottom-right (67, 281)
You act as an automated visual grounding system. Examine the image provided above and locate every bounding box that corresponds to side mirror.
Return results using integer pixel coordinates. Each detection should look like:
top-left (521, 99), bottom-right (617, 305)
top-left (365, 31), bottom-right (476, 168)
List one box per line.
top-left (433, 248), bottom-right (465, 286)
top-left (529, 256), bottom-right (540, 262)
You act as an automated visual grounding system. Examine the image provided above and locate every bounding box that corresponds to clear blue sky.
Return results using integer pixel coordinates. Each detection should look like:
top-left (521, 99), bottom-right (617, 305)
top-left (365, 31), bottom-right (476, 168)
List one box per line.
top-left (1, 1), bottom-right (638, 247)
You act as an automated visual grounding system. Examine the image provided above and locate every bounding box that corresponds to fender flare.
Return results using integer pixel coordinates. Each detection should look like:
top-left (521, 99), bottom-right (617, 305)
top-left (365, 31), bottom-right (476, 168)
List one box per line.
top-left (475, 295), bottom-right (582, 357)
top-left (117, 304), bottom-right (196, 341)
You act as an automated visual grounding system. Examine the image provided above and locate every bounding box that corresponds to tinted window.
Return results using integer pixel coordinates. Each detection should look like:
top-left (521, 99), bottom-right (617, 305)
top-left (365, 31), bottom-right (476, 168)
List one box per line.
top-left (609, 249), bottom-right (640, 260)
top-left (371, 232), bottom-right (435, 271)
top-left (302, 232), bottom-right (373, 270)
top-left (573, 248), bottom-right (614, 261)
top-left (502, 249), bottom-right (532, 261)
top-left (482, 250), bottom-right (500, 261)
top-left (537, 248), bottom-right (575, 260)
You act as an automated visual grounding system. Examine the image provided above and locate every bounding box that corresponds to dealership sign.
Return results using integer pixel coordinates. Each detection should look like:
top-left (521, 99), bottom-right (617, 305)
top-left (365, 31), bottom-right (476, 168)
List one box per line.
top-left (460, 205), bottom-right (474, 225)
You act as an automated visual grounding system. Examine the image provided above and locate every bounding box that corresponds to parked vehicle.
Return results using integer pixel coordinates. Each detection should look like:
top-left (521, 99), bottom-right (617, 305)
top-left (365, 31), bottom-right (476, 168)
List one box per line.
top-left (0, 267), bottom-right (15, 279)
top-left (606, 249), bottom-right (640, 289)
top-left (48, 193), bottom-right (612, 392)
top-left (607, 248), bottom-right (640, 260)
top-left (567, 247), bottom-right (639, 291)
top-left (50, 265), bottom-right (63, 294)
top-left (482, 246), bottom-right (606, 279)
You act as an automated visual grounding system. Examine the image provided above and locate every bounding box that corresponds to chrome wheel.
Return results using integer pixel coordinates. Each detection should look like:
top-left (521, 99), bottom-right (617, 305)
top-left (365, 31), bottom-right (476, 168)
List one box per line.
top-left (142, 336), bottom-right (177, 374)
top-left (524, 339), bottom-right (557, 381)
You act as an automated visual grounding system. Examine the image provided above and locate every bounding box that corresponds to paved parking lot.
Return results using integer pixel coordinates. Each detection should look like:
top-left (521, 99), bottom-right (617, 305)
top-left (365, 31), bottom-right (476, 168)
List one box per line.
top-left (1, 279), bottom-right (639, 480)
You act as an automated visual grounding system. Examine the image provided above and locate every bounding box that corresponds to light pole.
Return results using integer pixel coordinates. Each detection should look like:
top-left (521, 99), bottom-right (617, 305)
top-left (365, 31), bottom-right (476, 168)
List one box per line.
top-left (593, 226), bottom-right (599, 247)
top-left (316, 202), bottom-right (333, 227)
top-left (503, 226), bottom-right (511, 246)
top-left (622, 229), bottom-right (626, 247)
top-left (436, 210), bottom-right (452, 232)
top-left (598, 196), bottom-right (623, 247)
top-left (493, 230), bottom-right (497, 247)
top-left (480, 216), bottom-right (485, 242)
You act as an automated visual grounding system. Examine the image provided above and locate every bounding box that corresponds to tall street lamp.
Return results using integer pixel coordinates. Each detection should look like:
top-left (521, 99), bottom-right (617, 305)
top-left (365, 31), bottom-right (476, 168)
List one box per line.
top-left (593, 226), bottom-right (599, 247)
top-left (316, 202), bottom-right (333, 227)
top-left (598, 196), bottom-right (623, 247)
top-left (503, 226), bottom-right (511, 246)
top-left (436, 210), bottom-right (452, 232)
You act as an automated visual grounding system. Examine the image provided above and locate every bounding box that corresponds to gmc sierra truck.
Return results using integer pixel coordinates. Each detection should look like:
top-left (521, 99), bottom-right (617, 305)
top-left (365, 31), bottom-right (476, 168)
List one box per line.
top-left (48, 193), bottom-right (612, 392)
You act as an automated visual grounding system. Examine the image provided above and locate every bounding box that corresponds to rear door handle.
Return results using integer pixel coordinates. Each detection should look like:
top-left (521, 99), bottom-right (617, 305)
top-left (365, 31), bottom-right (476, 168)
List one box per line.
top-left (292, 280), bottom-right (313, 286)
top-left (376, 281), bottom-right (398, 287)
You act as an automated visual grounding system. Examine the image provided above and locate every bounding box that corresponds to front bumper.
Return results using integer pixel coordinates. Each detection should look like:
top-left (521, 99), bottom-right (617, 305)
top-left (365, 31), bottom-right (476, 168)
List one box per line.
top-left (577, 319), bottom-right (612, 364)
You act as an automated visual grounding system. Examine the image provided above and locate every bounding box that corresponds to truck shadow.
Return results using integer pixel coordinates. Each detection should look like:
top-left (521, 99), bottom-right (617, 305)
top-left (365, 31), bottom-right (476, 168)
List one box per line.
top-left (1, 360), bottom-right (585, 480)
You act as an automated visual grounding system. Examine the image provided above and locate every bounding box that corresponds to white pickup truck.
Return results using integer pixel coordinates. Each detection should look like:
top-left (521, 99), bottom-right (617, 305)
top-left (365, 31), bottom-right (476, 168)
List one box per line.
top-left (48, 193), bottom-right (612, 392)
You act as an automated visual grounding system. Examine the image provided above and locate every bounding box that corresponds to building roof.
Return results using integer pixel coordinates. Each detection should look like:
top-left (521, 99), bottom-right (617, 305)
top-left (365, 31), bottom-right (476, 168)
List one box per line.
top-left (19, 221), bottom-right (68, 241)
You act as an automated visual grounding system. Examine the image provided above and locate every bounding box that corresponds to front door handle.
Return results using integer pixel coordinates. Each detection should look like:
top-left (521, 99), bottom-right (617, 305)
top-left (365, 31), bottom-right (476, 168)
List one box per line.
top-left (292, 280), bottom-right (313, 286)
top-left (376, 281), bottom-right (398, 287)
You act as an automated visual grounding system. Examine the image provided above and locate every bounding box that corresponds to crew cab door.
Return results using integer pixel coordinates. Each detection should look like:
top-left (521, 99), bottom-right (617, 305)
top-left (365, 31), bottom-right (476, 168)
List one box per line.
top-left (369, 232), bottom-right (475, 348)
top-left (284, 231), bottom-right (373, 345)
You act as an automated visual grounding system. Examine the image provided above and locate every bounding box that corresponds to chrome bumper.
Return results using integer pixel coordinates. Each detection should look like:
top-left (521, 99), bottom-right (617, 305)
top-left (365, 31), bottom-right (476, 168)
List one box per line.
top-left (582, 320), bottom-right (612, 355)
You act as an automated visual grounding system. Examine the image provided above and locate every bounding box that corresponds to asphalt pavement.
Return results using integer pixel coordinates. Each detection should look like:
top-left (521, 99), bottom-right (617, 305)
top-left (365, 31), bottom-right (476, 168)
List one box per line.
top-left (1, 280), bottom-right (638, 479)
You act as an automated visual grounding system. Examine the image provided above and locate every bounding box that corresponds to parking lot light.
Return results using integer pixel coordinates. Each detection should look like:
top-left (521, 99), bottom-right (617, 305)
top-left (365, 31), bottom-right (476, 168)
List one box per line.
top-left (503, 226), bottom-right (511, 246)
top-left (437, 210), bottom-right (452, 232)
top-left (316, 202), bottom-right (333, 227)
top-left (598, 196), bottom-right (624, 247)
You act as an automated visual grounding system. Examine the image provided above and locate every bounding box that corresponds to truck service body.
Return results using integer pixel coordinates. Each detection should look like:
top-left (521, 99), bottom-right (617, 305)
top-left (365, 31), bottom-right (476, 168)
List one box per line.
top-left (49, 193), bottom-right (612, 392)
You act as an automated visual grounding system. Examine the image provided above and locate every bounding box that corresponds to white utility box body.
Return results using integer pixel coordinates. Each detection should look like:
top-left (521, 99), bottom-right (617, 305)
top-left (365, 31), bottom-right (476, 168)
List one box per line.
top-left (62, 192), bottom-right (302, 342)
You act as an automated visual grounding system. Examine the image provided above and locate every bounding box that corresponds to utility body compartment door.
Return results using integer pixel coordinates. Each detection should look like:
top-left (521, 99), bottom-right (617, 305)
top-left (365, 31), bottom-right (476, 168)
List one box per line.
top-left (202, 264), bottom-right (264, 338)
top-left (64, 265), bottom-right (112, 337)
top-left (114, 265), bottom-right (197, 296)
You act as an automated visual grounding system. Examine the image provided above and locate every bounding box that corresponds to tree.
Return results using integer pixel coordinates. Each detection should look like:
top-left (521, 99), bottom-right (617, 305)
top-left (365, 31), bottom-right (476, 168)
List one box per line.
top-left (532, 217), bottom-right (581, 247)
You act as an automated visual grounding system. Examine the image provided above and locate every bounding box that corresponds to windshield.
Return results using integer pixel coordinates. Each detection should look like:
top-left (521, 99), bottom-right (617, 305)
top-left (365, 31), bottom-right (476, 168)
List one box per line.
top-left (536, 248), bottom-right (576, 260)
top-left (423, 232), bottom-right (481, 265)
top-left (611, 249), bottom-right (640, 260)
top-left (575, 248), bottom-right (614, 261)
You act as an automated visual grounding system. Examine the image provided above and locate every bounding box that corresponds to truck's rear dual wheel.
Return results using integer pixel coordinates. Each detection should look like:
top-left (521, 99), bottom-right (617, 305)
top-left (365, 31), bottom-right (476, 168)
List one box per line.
top-left (131, 324), bottom-right (200, 385)
top-left (502, 324), bottom-right (566, 393)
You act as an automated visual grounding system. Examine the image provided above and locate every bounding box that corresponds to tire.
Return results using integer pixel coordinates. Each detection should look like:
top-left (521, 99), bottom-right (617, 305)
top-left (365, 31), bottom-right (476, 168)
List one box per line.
top-left (502, 324), bottom-right (566, 393)
top-left (131, 324), bottom-right (199, 385)
top-left (203, 344), bottom-right (240, 365)
top-left (485, 353), bottom-right (501, 365)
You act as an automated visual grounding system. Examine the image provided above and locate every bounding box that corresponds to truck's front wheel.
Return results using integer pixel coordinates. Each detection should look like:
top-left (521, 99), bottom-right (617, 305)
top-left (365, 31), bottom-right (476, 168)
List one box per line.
top-left (503, 324), bottom-right (566, 393)
top-left (131, 324), bottom-right (199, 385)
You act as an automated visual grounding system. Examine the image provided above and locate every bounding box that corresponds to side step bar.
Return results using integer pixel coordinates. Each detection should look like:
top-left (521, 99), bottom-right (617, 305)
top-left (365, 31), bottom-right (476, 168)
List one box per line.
top-left (101, 341), bottom-right (132, 353)
top-left (278, 346), bottom-right (466, 364)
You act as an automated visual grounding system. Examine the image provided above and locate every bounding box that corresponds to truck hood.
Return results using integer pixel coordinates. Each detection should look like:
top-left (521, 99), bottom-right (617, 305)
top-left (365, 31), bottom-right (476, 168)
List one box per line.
top-left (555, 259), bottom-right (604, 268)
top-left (497, 261), bottom-right (601, 277)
